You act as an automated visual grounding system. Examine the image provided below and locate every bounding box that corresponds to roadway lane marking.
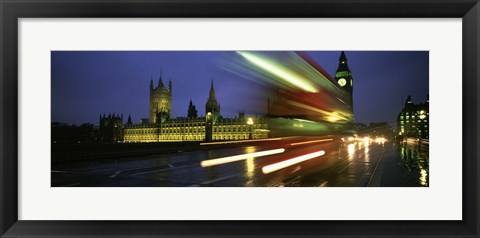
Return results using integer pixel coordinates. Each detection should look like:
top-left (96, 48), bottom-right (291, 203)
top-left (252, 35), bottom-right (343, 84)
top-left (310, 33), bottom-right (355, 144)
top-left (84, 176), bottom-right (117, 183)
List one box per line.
top-left (319, 181), bottom-right (328, 187)
top-left (200, 174), bottom-right (240, 185)
top-left (290, 138), bottom-right (333, 146)
top-left (109, 170), bottom-right (122, 178)
top-left (262, 150), bottom-right (326, 174)
top-left (337, 162), bottom-right (352, 175)
top-left (367, 149), bottom-right (386, 187)
top-left (129, 164), bottom-right (194, 176)
top-left (200, 148), bottom-right (285, 167)
top-left (117, 163), bottom-right (175, 174)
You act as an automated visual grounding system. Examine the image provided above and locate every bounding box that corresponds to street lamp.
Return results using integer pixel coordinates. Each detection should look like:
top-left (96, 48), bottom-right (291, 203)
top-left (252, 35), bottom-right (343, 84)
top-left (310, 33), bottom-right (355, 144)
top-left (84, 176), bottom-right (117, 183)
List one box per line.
top-left (247, 117), bottom-right (254, 140)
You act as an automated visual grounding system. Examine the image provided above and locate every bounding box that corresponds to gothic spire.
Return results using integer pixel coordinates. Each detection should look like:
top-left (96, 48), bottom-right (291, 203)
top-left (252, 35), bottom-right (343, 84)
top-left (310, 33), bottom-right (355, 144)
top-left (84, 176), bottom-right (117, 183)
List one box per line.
top-left (188, 99), bottom-right (198, 118)
top-left (340, 51), bottom-right (347, 62)
top-left (127, 115), bottom-right (132, 125)
top-left (209, 79), bottom-right (216, 99)
top-left (158, 66), bottom-right (164, 88)
top-left (336, 51), bottom-right (350, 72)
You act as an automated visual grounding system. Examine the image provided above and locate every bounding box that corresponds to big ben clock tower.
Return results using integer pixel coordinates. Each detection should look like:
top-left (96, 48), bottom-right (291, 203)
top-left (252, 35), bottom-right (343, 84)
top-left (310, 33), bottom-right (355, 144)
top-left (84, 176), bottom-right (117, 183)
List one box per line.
top-left (335, 51), bottom-right (353, 94)
top-left (334, 51), bottom-right (354, 122)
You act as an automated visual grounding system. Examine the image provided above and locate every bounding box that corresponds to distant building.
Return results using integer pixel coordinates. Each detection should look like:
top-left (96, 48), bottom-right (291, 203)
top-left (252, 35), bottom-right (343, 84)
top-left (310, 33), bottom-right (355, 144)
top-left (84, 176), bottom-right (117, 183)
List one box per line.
top-left (52, 122), bottom-right (98, 144)
top-left (123, 78), bottom-right (268, 143)
top-left (353, 123), bottom-right (367, 132)
top-left (397, 95), bottom-right (429, 139)
top-left (187, 100), bottom-right (198, 118)
top-left (149, 70), bottom-right (172, 124)
top-left (362, 122), bottom-right (395, 140)
top-left (99, 114), bottom-right (124, 142)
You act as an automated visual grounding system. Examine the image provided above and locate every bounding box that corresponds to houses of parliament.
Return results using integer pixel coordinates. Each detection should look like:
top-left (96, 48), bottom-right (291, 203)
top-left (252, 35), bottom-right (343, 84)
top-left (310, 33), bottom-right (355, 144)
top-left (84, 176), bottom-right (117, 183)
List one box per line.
top-left (98, 51), bottom-right (354, 143)
top-left (99, 75), bottom-right (269, 143)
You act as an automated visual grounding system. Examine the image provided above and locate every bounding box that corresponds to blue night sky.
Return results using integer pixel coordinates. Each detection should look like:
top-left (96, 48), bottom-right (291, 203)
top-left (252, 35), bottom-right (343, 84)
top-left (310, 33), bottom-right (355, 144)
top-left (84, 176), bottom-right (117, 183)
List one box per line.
top-left (51, 51), bottom-right (428, 127)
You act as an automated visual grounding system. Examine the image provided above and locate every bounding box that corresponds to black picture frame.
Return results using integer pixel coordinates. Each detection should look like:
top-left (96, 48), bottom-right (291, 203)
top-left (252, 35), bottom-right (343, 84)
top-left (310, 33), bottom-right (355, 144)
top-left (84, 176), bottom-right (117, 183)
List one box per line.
top-left (1, 0), bottom-right (479, 237)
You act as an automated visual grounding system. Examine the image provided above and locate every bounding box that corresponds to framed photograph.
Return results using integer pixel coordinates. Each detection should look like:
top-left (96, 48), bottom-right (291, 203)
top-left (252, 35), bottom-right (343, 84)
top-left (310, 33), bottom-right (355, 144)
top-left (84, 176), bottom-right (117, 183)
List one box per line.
top-left (1, 0), bottom-right (478, 237)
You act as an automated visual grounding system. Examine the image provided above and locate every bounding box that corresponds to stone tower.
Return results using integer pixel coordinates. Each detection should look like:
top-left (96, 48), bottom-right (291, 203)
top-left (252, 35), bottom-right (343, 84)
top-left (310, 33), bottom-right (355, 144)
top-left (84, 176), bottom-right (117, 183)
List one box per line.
top-left (335, 51), bottom-right (353, 95)
top-left (334, 51), bottom-right (354, 122)
top-left (149, 70), bottom-right (172, 124)
top-left (99, 113), bottom-right (124, 143)
top-left (205, 80), bottom-right (220, 142)
top-left (187, 100), bottom-right (198, 118)
top-left (205, 80), bottom-right (220, 122)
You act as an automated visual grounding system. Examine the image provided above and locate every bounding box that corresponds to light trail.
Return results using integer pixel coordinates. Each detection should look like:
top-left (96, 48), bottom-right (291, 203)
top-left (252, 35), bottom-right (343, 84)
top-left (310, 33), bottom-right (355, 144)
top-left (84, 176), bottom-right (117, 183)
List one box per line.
top-left (237, 51), bottom-right (318, 93)
top-left (285, 99), bottom-right (350, 121)
top-left (200, 148), bottom-right (286, 167)
top-left (200, 137), bottom-right (282, 145)
top-left (262, 150), bottom-right (325, 174)
top-left (290, 138), bottom-right (333, 146)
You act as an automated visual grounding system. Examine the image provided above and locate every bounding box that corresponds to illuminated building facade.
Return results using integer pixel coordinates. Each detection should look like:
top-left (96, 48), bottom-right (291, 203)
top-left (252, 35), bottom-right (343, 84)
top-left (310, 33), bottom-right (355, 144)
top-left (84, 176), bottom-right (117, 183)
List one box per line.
top-left (123, 79), bottom-right (268, 143)
top-left (397, 95), bottom-right (429, 139)
top-left (124, 116), bottom-right (268, 142)
top-left (149, 71), bottom-right (172, 124)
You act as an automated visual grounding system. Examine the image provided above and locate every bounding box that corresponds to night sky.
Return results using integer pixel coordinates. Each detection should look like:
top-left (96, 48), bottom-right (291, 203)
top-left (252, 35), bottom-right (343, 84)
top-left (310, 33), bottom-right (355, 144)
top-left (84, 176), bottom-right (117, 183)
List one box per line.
top-left (51, 51), bottom-right (428, 127)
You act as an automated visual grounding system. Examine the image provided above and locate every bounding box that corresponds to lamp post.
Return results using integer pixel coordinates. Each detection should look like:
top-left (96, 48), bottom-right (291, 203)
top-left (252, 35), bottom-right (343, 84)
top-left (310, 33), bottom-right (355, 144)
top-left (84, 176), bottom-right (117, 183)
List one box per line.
top-left (247, 117), bottom-right (254, 140)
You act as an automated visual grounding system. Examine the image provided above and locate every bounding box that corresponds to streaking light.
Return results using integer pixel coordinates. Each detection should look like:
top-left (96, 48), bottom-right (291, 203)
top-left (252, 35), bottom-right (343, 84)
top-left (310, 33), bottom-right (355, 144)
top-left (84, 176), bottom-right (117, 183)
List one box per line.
top-left (286, 99), bottom-right (350, 121)
top-left (348, 143), bottom-right (355, 155)
top-left (290, 138), bottom-right (333, 146)
top-left (238, 51), bottom-right (318, 93)
top-left (327, 116), bottom-right (339, 122)
top-left (200, 137), bottom-right (281, 145)
top-left (262, 150), bottom-right (325, 174)
top-left (293, 123), bottom-right (304, 128)
top-left (201, 148), bottom-right (285, 167)
top-left (375, 137), bottom-right (386, 144)
top-left (294, 118), bottom-right (315, 123)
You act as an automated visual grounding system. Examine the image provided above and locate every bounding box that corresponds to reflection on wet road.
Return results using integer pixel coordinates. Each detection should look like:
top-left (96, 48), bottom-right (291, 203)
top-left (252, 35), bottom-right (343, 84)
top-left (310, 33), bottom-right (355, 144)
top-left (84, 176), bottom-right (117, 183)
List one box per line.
top-left (52, 136), bottom-right (429, 187)
top-left (399, 141), bottom-right (429, 186)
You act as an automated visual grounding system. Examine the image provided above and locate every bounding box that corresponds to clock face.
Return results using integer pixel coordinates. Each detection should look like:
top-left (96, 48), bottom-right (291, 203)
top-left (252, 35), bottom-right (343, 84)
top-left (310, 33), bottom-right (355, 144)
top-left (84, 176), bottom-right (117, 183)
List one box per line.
top-left (338, 78), bottom-right (347, 87)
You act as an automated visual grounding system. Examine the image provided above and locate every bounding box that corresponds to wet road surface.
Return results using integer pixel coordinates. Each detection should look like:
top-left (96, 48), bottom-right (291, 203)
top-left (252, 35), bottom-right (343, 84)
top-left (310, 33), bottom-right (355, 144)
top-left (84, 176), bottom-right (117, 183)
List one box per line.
top-left (52, 136), bottom-right (429, 187)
